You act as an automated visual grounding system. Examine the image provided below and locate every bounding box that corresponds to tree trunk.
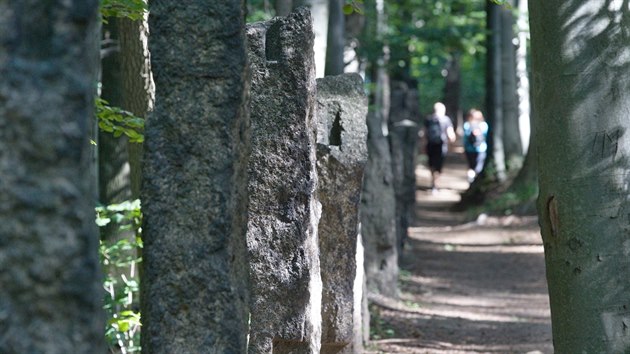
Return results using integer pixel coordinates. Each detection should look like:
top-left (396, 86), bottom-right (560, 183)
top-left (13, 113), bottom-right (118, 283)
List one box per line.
top-left (99, 19), bottom-right (126, 205)
top-left (505, 80), bottom-right (537, 213)
top-left (325, 0), bottom-right (345, 76)
top-left (99, 18), bottom-right (134, 248)
top-left (443, 52), bottom-right (461, 130)
top-left (294, 0), bottom-right (329, 77)
top-left (0, 1), bottom-right (104, 353)
top-left (486, 0), bottom-right (507, 182)
top-left (506, 122), bottom-right (537, 214)
top-left (500, 1), bottom-right (523, 171)
top-left (118, 15), bottom-right (154, 199)
top-left (516, 0), bottom-right (531, 154)
top-left (531, 1), bottom-right (630, 352)
top-left (275, 0), bottom-right (293, 16)
top-left (141, 1), bottom-right (250, 352)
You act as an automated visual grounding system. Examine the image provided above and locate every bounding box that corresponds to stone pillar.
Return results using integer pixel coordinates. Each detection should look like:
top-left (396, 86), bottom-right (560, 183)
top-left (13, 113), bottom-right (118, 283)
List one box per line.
top-left (389, 81), bottom-right (420, 253)
top-left (246, 8), bottom-right (322, 353)
top-left (0, 1), bottom-right (104, 353)
top-left (316, 74), bottom-right (368, 353)
top-left (361, 110), bottom-right (399, 298)
top-left (141, 1), bottom-right (250, 353)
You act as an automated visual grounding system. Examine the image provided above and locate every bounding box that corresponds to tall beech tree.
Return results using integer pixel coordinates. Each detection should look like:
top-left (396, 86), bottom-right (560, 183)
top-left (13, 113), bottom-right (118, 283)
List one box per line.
top-left (0, 1), bottom-right (104, 352)
top-left (118, 14), bottom-right (154, 199)
top-left (486, 0), bottom-right (507, 182)
top-left (325, 0), bottom-right (345, 76)
top-left (294, 0), bottom-right (329, 77)
top-left (500, 0), bottom-right (523, 171)
top-left (531, 1), bottom-right (630, 352)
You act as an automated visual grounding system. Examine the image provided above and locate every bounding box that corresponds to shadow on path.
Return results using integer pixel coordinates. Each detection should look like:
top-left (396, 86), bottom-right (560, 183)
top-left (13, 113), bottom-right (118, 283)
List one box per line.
top-left (366, 150), bottom-right (553, 354)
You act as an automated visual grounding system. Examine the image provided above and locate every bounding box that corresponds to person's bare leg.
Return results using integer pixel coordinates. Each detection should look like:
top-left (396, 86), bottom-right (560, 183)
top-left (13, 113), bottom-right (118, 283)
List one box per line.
top-left (431, 170), bottom-right (440, 193)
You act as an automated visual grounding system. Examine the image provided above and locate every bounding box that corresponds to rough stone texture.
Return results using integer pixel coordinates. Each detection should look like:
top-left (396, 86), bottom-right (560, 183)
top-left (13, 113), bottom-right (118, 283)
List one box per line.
top-left (246, 8), bottom-right (322, 353)
top-left (0, 1), bottom-right (104, 353)
top-left (389, 81), bottom-right (420, 253)
top-left (316, 74), bottom-right (368, 353)
top-left (360, 112), bottom-right (399, 298)
top-left (141, 1), bottom-right (250, 353)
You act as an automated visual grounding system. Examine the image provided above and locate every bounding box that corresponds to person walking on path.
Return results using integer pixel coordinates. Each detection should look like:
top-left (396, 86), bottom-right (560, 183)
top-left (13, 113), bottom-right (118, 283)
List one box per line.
top-left (424, 102), bottom-right (456, 194)
top-left (463, 108), bottom-right (489, 183)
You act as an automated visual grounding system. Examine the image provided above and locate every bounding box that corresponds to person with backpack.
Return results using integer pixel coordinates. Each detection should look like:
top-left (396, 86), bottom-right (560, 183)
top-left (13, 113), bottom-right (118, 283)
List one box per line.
top-left (463, 108), bottom-right (489, 183)
top-left (424, 102), bottom-right (456, 193)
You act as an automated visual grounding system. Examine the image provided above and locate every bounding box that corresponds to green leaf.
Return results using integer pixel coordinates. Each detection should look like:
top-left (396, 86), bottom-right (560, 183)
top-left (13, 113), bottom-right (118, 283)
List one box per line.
top-left (100, 0), bottom-right (147, 21)
top-left (343, 4), bottom-right (354, 15)
top-left (96, 217), bottom-right (111, 227)
top-left (95, 95), bottom-right (145, 143)
top-left (117, 319), bottom-right (130, 332)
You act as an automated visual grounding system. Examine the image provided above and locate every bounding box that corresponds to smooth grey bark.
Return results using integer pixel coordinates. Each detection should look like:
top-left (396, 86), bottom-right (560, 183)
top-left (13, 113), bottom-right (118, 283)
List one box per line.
top-left (294, 0), bottom-right (329, 77)
top-left (100, 19), bottom-right (132, 212)
top-left (141, 1), bottom-right (250, 352)
top-left (516, 0), bottom-right (531, 155)
top-left (245, 9), bottom-right (322, 353)
top-left (531, 1), bottom-right (630, 352)
top-left (0, 1), bottom-right (104, 353)
top-left (119, 15), bottom-right (154, 199)
top-left (487, 0), bottom-right (507, 182)
top-left (506, 120), bottom-right (537, 213)
top-left (504, 0), bottom-right (535, 211)
top-left (99, 18), bottom-right (135, 253)
top-left (325, 0), bottom-right (345, 76)
top-left (443, 53), bottom-right (461, 130)
top-left (506, 65), bottom-right (537, 214)
top-left (500, 1), bottom-right (523, 171)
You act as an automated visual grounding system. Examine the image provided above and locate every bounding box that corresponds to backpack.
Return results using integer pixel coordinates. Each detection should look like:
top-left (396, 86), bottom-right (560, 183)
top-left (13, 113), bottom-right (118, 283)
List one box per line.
top-left (426, 116), bottom-right (443, 144)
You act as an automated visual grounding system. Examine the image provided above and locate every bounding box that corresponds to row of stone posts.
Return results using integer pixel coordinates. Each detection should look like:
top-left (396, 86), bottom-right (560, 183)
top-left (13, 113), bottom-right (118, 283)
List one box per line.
top-left (0, 3), bottom-right (415, 353)
top-left (245, 9), bottom-right (370, 353)
top-left (142, 6), bottom-right (407, 354)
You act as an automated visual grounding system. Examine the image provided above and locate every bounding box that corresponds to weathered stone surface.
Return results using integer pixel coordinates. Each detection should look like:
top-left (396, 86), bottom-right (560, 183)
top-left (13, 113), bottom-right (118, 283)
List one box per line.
top-left (360, 111), bottom-right (399, 297)
top-left (316, 74), bottom-right (368, 353)
top-left (141, 2), bottom-right (250, 353)
top-left (389, 81), bottom-right (420, 253)
top-left (246, 8), bottom-right (322, 353)
top-left (0, 2), bottom-right (104, 353)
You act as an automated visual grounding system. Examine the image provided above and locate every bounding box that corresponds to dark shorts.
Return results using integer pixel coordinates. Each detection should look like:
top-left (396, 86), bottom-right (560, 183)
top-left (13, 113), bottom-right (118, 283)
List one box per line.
top-left (427, 143), bottom-right (445, 172)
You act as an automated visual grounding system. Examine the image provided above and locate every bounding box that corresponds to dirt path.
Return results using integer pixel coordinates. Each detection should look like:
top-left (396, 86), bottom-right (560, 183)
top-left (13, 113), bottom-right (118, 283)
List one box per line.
top-left (365, 151), bottom-right (553, 354)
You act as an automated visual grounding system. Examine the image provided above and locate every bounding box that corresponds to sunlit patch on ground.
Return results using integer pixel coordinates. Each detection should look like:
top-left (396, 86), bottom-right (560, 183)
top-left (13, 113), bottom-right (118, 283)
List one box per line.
top-left (365, 150), bottom-right (552, 354)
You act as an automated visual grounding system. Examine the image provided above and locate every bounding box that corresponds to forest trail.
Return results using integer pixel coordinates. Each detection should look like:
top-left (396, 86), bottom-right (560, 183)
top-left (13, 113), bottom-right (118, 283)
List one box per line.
top-left (365, 148), bottom-right (554, 354)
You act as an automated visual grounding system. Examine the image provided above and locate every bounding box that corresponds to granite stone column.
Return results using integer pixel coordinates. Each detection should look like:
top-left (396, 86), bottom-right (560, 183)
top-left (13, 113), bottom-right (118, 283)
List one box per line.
top-left (316, 74), bottom-right (368, 353)
top-left (0, 1), bottom-right (104, 352)
top-left (246, 8), bottom-right (323, 353)
top-left (389, 81), bottom-right (420, 253)
top-left (360, 107), bottom-right (399, 298)
top-left (141, 1), bottom-right (250, 352)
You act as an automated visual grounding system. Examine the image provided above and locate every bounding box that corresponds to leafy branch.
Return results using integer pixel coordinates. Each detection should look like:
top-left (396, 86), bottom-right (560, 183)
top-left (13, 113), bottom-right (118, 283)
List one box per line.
top-left (97, 199), bottom-right (143, 353)
top-left (96, 97), bottom-right (144, 143)
top-left (343, 0), bottom-right (364, 15)
top-left (100, 0), bottom-right (147, 22)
